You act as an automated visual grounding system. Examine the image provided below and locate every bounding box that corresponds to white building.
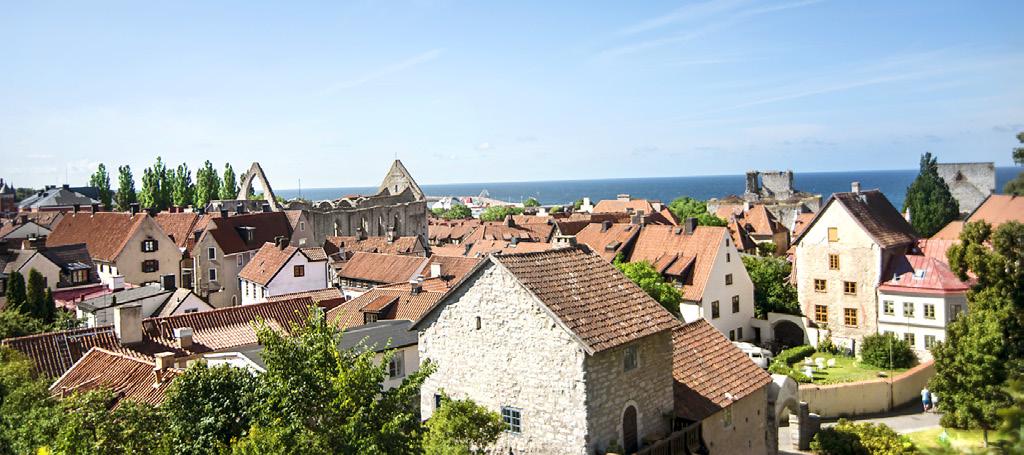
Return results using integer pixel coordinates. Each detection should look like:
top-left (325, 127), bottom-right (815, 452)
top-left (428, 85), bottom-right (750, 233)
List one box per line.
top-left (877, 255), bottom-right (969, 354)
top-left (338, 319), bottom-right (419, 390)
top-left (77, 285), bottom-right (211, 327)
top-left (237, 240), bottom-right (329, 305)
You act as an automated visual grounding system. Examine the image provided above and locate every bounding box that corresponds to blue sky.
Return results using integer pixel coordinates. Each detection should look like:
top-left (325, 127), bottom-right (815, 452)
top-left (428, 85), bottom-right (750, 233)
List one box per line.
top-left (2, 0), bottom-right (1022, 189)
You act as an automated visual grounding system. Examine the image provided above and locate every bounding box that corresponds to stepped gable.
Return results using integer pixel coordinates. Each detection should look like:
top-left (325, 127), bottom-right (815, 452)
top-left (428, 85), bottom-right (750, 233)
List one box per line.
top-left (672, 319), bottom-right (772, 421)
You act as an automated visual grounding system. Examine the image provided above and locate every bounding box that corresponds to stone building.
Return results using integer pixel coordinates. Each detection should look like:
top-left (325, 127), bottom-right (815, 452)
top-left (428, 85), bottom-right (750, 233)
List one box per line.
top-left (413, 248), bottom-right (680, 454)
top-left (709, 170), bottom-right (822, 233)
top-left (0, 179), bottom-right (16, 216)
top-left (793, 184), bottom-right (917, 349)
top-left (935, 162), bottom-right (995, 215)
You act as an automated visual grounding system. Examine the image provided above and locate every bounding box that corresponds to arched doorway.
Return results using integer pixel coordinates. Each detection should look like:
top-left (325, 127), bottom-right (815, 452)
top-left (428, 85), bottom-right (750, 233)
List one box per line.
top-left (773, 320), bottom-right (805, 349)
top-left (623, 405), bottom-right (638, 453)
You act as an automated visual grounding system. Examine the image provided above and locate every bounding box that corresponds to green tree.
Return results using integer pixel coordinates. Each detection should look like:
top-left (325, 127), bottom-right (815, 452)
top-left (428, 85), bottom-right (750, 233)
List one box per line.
top-left (221, 164), bottom-right (238, 200)
top-left (932, 220), bottom-right (1024, 446)
top-left (24, 269), bottom-right (50, 323)
top-left (115, 165), bottom-right (137, 211)
top-left (14, 188), bottom-right (39, 202)
top-left (549, 205), bottom-right (562, 214)
top-left (89, 163), bottom-right (113, 209)
top-left (423, 394), bottom-right (505, 455)
top-left (171, 163), bottom-right (194, 208)
top-left (523, 197), bottom-right (540, 207)
top-left (903, 152), bottom-right (959, 237)
top-left (614, 258), bottom-right (681, 315)
top-left (155, 157), bottom-right (172, 210)
top-left (139, 166), bottom-right (159, 210)
top-left (163, 363), bottom-right (260, 454)
top-left (1006, 132), bottom-right (1024, 196)
top-left (860, 333), bottom-right (916, 369)
top-left (755, 241), bottom-right (777, 257)
top-left (810, 419), bottom-right (917, 455)
top-left (3, 272), bottom-right (26, 314)
top-left (667, 197), bottom-right (727, 226)
top-left (572, 199), bottom-right (584, 211)
top-left (47, 390), bottom-right (169, 454)
top-left (238, 309), bottom-right (435, 453)
top-left (194, 161), bottom-right (222, 208)
top-left (478, 206), bottom-right (523, 222)
top-left (741, 256), bottom-right (800, 318)
top-left (0, 310), bottom-right (48, 340)
top-left (443, 205), bottom-right (472, 220)
top-left (0, 346), bottom-right (55, 453)
top-left (999, 379), bottom-right (1024, 453)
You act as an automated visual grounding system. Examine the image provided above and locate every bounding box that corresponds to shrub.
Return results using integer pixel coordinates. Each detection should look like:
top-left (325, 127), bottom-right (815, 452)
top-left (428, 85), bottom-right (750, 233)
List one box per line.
top-left (768, 363), bottom-right (812, 383)
top-left (860, 333), bottom-right (916, 369)
top-left (768, 345), bottom-right (816, 383)
top-left (811, 419), bottom-right (918, 454)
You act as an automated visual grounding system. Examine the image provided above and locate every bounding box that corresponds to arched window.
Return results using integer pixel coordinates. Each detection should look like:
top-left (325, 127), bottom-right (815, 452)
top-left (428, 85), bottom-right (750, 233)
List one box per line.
top-left (623, 406), bottom-right (638, 453)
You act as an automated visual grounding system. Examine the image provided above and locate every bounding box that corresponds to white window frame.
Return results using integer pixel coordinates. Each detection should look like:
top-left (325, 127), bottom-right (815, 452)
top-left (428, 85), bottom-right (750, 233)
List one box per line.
top-left (388, 353), bottom-right (405, 379)
top-left (209, 268), bottom-right (218, 282)
top-left (501, 406), bottom-right (522, 434)
top-left (208, 247), bottom-right (216, 260)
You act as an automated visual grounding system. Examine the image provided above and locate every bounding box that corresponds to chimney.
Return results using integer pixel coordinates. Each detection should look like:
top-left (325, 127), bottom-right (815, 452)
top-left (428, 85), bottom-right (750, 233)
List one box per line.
top-left (72, 204), bottom-right (80, 213)
top-left (62, 184), bottom-right (70, 190)
top-left (275, 236), bottom-right (289, 249)
top-left (262, 203), bottom-right (271, 213)
top-left (409, 277), bottom-right (423, 295)
top-left (90, 203), bottom-right (100, 213)
top-left (108, 275), bottom-right (125, 291)
top-left (684, 217), bottom-right (698, 235)
top-left (173, 327), bottom-right (193, 349)
top-left (430, 262), bottom-right (442, 278)
top-left (114, 304), bottom-right (143, 345)
top-left (153, 352), bottom-right (175, 384)
top-left (601, 220), bottom-right (612, 233)
top-left (851, 181), bottom-right (861, 193)
top-left (219, 208), bottom-right (229, 218)
top-left (129, 203), bottom-right (140, 216)
top-left (505, 215), bottom-right (514, 227)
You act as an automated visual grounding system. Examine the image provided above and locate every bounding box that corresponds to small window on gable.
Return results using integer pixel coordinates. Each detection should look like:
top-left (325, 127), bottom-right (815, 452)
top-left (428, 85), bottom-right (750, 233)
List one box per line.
top-left (623, 345), bottom-right (638, 372)
top-left (142, 239), bottom-right (158, 253)
top-left (209, 268), bottom-right (218, 282)
top-left (294, 265), bottom-right (305, 277)
top-left (829, 254), bottom-right (840, 270)
top-left (828, 227), bottom-right (839, 242)
top-left (208, 247), bottom-right (216, 260)
top-left (732, 295), bottom-right (740, 313)
top-left (299, 221), bottom-right (305, 232)
top-left (725, 274), bottom-right (733, 285)
top-left (475, 316), bottom-right (481, 330)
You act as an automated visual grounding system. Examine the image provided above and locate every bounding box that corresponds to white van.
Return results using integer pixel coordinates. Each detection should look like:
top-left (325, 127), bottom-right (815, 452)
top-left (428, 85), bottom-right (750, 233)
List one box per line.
top-left (733, 342), bottom-right (773, 369)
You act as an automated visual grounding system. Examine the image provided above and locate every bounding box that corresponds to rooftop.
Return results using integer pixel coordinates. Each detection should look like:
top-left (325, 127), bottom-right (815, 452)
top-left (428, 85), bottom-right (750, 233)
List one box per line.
top-left (50, 348), bottom-right (181, 407)
top-left (46, 212), bottom-right (149, 262)
top-left (630, 225), bottom-right (729, 301)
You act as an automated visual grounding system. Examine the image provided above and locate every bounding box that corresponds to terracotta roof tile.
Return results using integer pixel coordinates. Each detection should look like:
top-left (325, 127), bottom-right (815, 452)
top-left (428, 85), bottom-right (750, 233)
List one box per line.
top-left (2, 326), bottom-right (130, 378)
top-left (46, 213), bottom-right (148, 262)
top-left (492, 248), bottom-right (681, 353)
top-left (672, 320), bottom-right (771, 421)
top-left (430, 239), bottom-right (558, 258)
top-left (202, 212), bottom-right (292, 255)
top-left (930, 221), bottom-right (963, 241)
top-left (300, 247), bottom-right (328, 261)
top-left (338, 252), bottom-right (429, 285)
top-left (573, 222), bottom-right (641, 262)
top-left (462, 221), bottom-right (553, 244)
top-left (593, 198), bottom-right (656, 214)
top-left (428, 219), bottom-right (481, 242)
top-left (328, 286), bottom-right (444, 330)
top-left (154, 212), bottom-right (205, 249)
top-left (50, 348), bottom-right (181, 407)
top-left (630, 225), bottom-right (727, 301)
top-left (425, 255), bottom-right (483, 282)
top-left (15, 211), bottom-right (63, 228)
top-left (967, 194), bottom-right (1024, 229)
top-left (791, 212), bottom-right (816, 239)
top-left (238, 242), bottom-right (300, 285)
top-left (264, 287), bottom-right (344, 303)
top-left (324, 236), bottom-right (424, 256)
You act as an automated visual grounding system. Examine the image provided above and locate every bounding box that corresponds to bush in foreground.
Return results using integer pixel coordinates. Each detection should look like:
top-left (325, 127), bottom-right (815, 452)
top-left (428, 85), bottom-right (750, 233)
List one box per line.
top-left (861, 333), bottom-right (916, 369)
top-left (811, 419), bottom-right (918, 455)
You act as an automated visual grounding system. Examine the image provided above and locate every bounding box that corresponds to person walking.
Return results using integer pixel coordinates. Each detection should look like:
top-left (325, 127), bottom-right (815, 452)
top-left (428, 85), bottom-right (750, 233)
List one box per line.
top-left (921, 387), bottom-right (932, 411)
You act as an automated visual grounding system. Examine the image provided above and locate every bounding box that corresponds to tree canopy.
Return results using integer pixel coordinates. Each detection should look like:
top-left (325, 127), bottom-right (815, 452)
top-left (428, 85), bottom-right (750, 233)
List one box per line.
top-left (523, 197), bottom-right (540, 207)
top-left (741, 256), bottom-right (800, 318)
top-left (903, 152), bottom-right (959, 237)
top-left (114, 165), bottom-right (137, 211)
top-left (221, 164), bottom-right (238, 200)
top-left (433, 204), bottom-right (472, 220)
top-left (88, 164), bottom-right (112, 209)
top-left (423, 394), bottom-right (505, 455)
top-left (614, 257), bottom-right (681, 315)
top-left (478, 205), bottom-right (523, 222)
top-left (667, 197), bottom-right (727, 227)
top-left (1005, 131), bottom-right (1024, 196)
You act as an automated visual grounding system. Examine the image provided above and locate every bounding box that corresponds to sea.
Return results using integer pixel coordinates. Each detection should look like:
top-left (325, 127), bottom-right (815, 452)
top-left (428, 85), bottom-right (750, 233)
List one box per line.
top-left (276, 167), bottom-right (1021, 210)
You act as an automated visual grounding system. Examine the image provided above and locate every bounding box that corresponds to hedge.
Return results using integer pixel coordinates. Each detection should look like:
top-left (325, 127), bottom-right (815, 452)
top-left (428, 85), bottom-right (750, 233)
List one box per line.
top-left (860, 333), bottom-right (917, 369)
top-left (811, 419), bottom-right (918, 454)
top-left (768, 345), bottom-right (816, 383)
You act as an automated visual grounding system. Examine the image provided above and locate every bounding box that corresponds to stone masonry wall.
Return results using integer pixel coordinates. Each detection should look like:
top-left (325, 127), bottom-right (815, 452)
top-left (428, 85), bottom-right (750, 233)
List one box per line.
top-left (936, 162), bottom-right (995, 214)
top-left (700, 387), bottom-right (770, 455)
top-left (584, 331), bottom-right (675, 453)
top-left (418, 263), bottom-right (590, 454)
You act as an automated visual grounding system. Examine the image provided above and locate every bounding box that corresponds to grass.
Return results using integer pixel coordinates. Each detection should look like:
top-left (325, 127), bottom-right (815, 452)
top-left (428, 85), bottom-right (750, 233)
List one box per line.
top-left (796, 352), bottom-right (909, 385)
top-left (906, 427), bottom-right (1007, 452)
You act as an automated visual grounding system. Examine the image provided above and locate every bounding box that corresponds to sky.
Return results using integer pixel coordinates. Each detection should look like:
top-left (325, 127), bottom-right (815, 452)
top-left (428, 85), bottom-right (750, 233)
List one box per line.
top-left (1, 0), bottom-right (1022, 190)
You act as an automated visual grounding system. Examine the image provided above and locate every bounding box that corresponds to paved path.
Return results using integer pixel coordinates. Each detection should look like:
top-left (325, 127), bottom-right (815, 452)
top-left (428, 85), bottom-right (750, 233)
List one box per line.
top-left (777, 403), bottom-right (941, 454)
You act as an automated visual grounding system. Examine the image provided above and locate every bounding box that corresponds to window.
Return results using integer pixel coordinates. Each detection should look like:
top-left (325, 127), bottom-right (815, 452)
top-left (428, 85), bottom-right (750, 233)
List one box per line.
top-left (924, 335), bottom-right (936, 349)
top-left (623, 345), bottom-right (638, 371)
top-left (184, 308), bottom-right (198, 314)
top-left (829, 254), bottom-right (840, 270)
top-left (726, 253), bottom-right (731, 263)
top-left (732, 295), bottom-right (740, 313)
top-left (209, 268), bottom-right (218, 282)
top-left (883, 300), bottom-right (894, 316)
top-left (843, 308), bottom-right (858, 327)
top-left (501, 407), bottom-right (522, 434)
top-left (814, 279), bottom-right (827, 292)
top-left (299, 221), bottom-right (305, 232)
top-left (884, 330), bottom-right (895, 337)
top-left (903, 302), bottom-right (914, 317)
top-left (141, 260), bottom-right (159, 273)
top-left (237, 255), bottom-right (243, 267)
top-left (814, 305), bottom-right (828, 323)
top-left (475, 316), bottom-right (481, 330)
top-left (950, 304), bottom-right (964, 319)
top-left (827, 227), bottom-right (838, 242)
top-left (71, 269), bottom-right (88, 284)
top-left (208, 247), bottom-right (216, 260)
top-left (294, 265), bottom-right (305, 277)
top-left (729, 330), bottom-right (736, 341)
top-left (711, 301), bottom-right (720, 319)
top-left (725, 274), bottom-right (733, 285)
top-left (141, 239), bottom-right (158, 253)
top-left (364, 312), bottom-right (379, 324)
top-left (434, 394), bottom-right (443, 411)
top-left (843, 281), bottom-right (857, 295)
top-left (923, 304), bottom-right (935, 320)
top-left (904, 332), bottom-right (915, 346)
top-left (388, 354), bottom-right (404, 379)
top-left (737, 327), bottom-right (743, 340)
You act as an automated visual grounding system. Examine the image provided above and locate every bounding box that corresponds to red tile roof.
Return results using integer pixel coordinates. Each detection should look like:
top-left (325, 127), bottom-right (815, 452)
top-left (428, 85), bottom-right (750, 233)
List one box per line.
top-left (490, 248), bottom-right (680, 353)
top-left (428, 219), bottom-right (481, 243)
top-left (967, 194), bottom-right (1024, 228)
top-left (573, 222), bottom-right (641, 262)
top-left (154, 212), bottom-right (206, 250)
top-left (430, 239), bottom-right (558, 258)
top-left (796, 190), bottom-right (916, 249)
top-left (1, 326), bottom-right (131, 378)
top-left (264, 287), bottom-right (344, 303)
top-left (338, 252), bottom-right (429, 285)
top-left (672, 319), bottom-right (772, 421)
top-left (238, 242), bottom-right (300, 286)
top-left (323, 236), bottom-right (424, 256)
top-left (50, 348), bottom-right (181, 407)
top-left (202, 212), bottom-right (292, 255)
top-left (462, 221), bottom-right (553, 244)
top-left (327, 285), bottom-right (444, 329)
top-left (46, 213), bottom-right (148, 262)
top-left (791, 212), bottom-right (816, 239)
top-left (630, 225), bottom-right (727, 301)
top-left (425, 255), bottom-right (483, 283)
top-left (879, 255), bottom-right (970, 295)
top-left (593, 198), bottom-right (656, 214)
top-left (930, 221), bottom-right (963, 241)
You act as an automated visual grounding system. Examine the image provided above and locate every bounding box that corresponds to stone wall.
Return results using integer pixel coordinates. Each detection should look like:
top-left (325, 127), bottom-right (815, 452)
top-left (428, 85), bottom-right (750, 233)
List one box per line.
top-left (306, 193), bottom-right (428, 247)
top-left (798, 361), bottom-right (935, 418)
top-left (700, 387), bottom-right (771, 455)
top-left (418, 263), bottom-right (591, 453)
top-left (761, 171), bottom-right (795, 200)
top-left (584, 331), bottom-right (675, 453)
top-left (936, 162), bottom-right (995, 214)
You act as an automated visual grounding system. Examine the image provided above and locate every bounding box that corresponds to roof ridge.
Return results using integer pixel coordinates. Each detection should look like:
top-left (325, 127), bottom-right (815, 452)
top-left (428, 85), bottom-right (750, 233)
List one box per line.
top-left (142, 295), bottom-right (315, 324)
top-left (492, 245), bottom-right (585, 259)
top-left (88, 347), bottom-right (158, 366)
top-left (1, 324), bottom-right (115, 342)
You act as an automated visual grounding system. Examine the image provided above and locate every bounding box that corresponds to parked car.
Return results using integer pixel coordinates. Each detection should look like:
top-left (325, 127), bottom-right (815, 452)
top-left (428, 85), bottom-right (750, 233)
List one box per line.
top-left (733, 342), bottom-right (773, 369)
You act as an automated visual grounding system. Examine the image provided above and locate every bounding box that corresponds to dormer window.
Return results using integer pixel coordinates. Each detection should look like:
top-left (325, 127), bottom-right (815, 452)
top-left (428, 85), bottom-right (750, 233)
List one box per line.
top-left (142, 239), bottom-right (158, 253)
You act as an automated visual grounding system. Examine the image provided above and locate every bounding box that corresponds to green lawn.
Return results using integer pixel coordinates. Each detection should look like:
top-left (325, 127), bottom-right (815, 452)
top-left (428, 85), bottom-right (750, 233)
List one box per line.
top-left (906, 427), bottom-right (1006, 452)
top-left (796, 352), bottom-right (909, 385)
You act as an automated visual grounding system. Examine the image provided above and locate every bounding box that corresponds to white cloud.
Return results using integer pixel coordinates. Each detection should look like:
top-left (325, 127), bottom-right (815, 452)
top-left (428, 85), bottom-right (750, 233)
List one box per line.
top-left (476, 142), bottom-right (492, 151)
top-left (319, 49), bottom-right (444, 95)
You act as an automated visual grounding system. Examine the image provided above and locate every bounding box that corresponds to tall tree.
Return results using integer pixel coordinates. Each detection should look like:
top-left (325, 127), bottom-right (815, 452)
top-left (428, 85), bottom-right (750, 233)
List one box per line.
top-left (154, 156), bottom-right (173, 210)
top-left (932, 220), bottom-right (1024, 446)
top-left (163, 363), bottom-right (259, 453)
top-left (171, 164), bottom-right (194, 208)
top-left (194, 161), bottom-right (221, 209)
top-left (614, 258), bottom-right (682, 315)
top-left (139, 166), bottom-right (159, 210)
top-left (903, 152), bottom-right (959, 237)
top-left (1005, 131), bottom-right (1024, 196)
top-left (221, 164), bottom-right (238, 200)
top-left (668, 196), bottom-right (727, 226)
top-left (115, 165), bottom-right (137, 211)
top-left (4, 272), bottom-right (27, 314)
top-left (88, 163), bottom-right (112, 209)
top-left (24, 269), bottom-right (47, 322)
